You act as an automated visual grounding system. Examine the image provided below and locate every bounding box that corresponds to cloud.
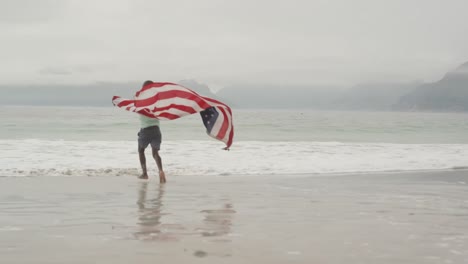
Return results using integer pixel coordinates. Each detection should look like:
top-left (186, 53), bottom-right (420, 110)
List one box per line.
top-left (38, 65), bottom-right (93, 76)
top-left (39, 67), bottom-right (73, 76)
top-left (0, 0), bottom-right (65, 24)
top-left (0, 0), bottom-right (467, 87)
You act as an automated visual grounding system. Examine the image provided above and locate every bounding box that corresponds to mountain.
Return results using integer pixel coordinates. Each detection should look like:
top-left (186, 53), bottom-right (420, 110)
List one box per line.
top-left (0, 80), bottom-right (218, 107)
top-left (2, 61), bottom-right (468, 111)
top-left (0, 82), bottom-right (135, 106)
top-left (332, 82), bottom-right (421, 111)
top-left (395, 61), bottom-right (468, 111)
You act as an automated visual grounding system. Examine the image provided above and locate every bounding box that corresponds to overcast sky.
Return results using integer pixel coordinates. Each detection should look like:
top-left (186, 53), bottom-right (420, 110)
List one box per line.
top-left (1, 0), bottom-right (467, 89)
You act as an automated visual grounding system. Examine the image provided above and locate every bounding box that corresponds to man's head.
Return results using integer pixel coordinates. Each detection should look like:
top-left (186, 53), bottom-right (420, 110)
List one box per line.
top-left (142, 80), bottom-right (153, 88)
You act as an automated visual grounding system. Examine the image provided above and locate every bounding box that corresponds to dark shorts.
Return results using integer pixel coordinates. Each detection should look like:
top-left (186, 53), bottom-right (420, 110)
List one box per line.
top-left (138, 126), bottom-right (162, 150)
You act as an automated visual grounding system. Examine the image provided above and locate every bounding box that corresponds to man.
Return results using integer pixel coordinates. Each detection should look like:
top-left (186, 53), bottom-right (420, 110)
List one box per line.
top-left (137, 80), bottom-right (166, 183)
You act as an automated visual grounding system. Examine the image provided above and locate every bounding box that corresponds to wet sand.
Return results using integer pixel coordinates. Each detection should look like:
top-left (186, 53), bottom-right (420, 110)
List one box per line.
top-left (0, 171), bottom-right (467, 264)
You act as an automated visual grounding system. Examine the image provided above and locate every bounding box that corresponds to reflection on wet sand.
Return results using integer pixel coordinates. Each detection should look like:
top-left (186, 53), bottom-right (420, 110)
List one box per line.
top-left (196, 202), bottom-right (236, 258)
top-left (135, 182), bottom-right (236, 244)
top-left (199, 203), bottom-right (236, 241)
top-left (134, 182), bottom-right (177, 241)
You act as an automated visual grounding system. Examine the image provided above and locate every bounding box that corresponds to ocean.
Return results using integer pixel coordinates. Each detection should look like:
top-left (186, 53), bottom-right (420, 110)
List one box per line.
top-left (1, 106), bottom-right (468, 177)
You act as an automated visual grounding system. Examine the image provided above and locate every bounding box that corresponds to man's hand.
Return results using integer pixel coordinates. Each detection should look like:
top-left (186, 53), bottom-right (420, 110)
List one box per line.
top-left (159, 171), bottom-right (166, 184)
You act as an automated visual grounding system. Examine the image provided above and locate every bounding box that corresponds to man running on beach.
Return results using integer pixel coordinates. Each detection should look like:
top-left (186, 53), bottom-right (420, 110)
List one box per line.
top-left (137, 80), bottom-right (166, 183)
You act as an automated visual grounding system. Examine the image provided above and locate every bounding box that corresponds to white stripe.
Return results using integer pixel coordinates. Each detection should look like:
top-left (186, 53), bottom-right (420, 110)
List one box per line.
top-left (153, 107), bottom-right (193, 118)
top-left (134, 97), bottom-right (206, 113)
top-left (218, 106), bottom-right (233, 143)
top-left (113, 98), bottom-right (127, 106)
top-left (137, 84), bottom-right (198, 100)
top-left (154, 97), bottom-right (206, 111)
top-left (208, 107), bottom-right (225, 139)
top-left (206, 101), bottom-right (233, 140)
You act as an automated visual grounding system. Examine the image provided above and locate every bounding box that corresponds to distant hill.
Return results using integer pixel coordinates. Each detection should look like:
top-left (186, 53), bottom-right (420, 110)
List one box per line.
top-left (395, 61), bottom-right (468, 111)
top-left (0, 82), bottom-right (136, 107)
top-left (332, 82), bottom-right (421, 111)
top-left (215, 62), bottom-right (468, 112)
top-left (2, 61), bottom-right (468, 112)
top-left (0, 80), bottom-right (218, 107)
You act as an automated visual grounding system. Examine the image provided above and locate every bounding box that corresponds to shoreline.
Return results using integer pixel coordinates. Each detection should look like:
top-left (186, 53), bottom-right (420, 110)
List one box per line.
top-left (0, 166), bottom-right (467, 178)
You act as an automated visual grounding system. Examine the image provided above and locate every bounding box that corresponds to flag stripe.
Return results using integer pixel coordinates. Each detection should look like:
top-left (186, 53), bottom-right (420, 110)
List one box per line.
top-left (135, 97), bottom-right (207, 114)
top-left (226, 124), bottom-right (234, 148)
top-left (152, 107), bottom-right (197, 118)
top-left (202, 96), bottom-right (231, 112)
top-left (216, 107), bottom-right (230, 141)
top-left (157, 112), bottom-right (181, 120)
top-left (136, 90), bottom-right (211, 110)
top-left (208, 107), bottom-right (224, 137)
top-left (150, 104), bottom-right (198, 115)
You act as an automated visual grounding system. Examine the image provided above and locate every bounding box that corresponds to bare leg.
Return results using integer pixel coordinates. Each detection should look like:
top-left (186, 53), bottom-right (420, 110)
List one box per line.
top-left (138, 147), bottom-right (148, 179)
top-left (152, 148), bottom-right (166, 183)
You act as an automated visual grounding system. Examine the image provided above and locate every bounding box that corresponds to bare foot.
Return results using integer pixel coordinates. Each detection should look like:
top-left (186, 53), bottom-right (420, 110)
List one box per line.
top-left (159, 171), bottom-right (166, 183)
top-left (138, 173), bottom-right (149, 180)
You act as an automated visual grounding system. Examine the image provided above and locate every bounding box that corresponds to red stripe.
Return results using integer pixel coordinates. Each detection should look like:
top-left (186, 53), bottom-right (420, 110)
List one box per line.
top-left (117, 100), bottom-right (135, 108)
top-left (151, 104), bottom-right (197, 115)
top-left (202, 96), bottom-right (232, 115)
top-left (136, 90), bottom-right (211, 109)
top-left (202, 96), bottom-right (229, 107)
top-left (137, 110), bottom-right (154, 118)
top-left (215, 107), bottom-right (229, 141)
top-left (226, 126), bottom-right (234, 148)
top-left (112, 96), bottom-right (135, 108)
top-left (157, 112), bottom-right (181, 120)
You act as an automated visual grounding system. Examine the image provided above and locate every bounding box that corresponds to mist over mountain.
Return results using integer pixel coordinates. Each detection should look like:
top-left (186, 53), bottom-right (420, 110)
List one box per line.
top-left (331, 82), bottom-right (422, 111)
top-left (1, 62), bottom-right (467, 112)
top-left (0, 83), bottom-right (133, 107)
top-left (215, 61), bottom-right (468, 112)
top-left (395, 62), bottom-right (468, 111)
top-left (214, 82), bottom-right (414, 111)
top-left (0, 80), bottom-right (217, 107)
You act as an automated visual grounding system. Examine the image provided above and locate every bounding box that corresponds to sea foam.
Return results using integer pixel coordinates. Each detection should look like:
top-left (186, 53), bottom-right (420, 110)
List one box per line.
top-left (1, 139), bottom-right (468, 177)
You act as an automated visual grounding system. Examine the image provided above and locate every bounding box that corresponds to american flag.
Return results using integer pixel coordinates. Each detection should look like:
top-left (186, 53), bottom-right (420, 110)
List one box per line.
top-left (112, 82), bottom-right (234, 149)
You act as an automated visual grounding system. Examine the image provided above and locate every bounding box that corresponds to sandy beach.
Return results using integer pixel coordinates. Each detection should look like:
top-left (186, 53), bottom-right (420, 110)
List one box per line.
top-left (1, 171), bottom-right (467, 264)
